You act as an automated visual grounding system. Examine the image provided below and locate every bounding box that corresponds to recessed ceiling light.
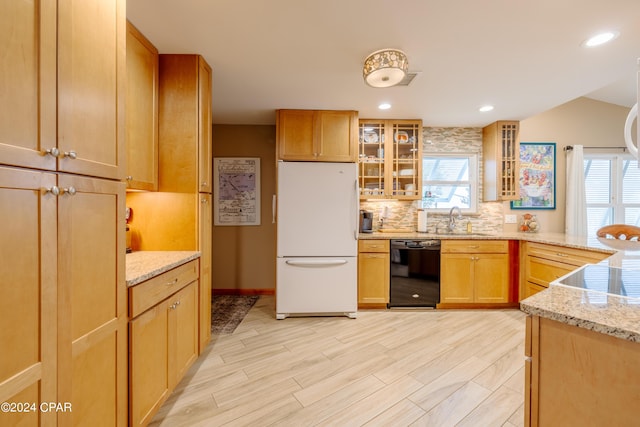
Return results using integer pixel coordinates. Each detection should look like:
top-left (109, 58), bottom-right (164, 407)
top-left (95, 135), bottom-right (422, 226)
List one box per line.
top-left (479, 105), bottom-right (494, 112)
top-left (583, 31), bottom-right (619, 47)
top-left (378, 103), bottom-right (391, 110)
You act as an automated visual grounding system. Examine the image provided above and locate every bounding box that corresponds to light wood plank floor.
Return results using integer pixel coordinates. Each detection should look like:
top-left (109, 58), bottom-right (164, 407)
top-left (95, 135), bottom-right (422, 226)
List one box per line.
top-left (150, 296), bottom-right (526, 427)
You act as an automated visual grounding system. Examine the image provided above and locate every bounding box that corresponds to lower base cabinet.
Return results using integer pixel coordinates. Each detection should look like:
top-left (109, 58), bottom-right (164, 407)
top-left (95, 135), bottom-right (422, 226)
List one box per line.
top-left (440, 240), bottom-right (510, 305)
top-left (525, 315), bottom-right (640, 426)
top-left (129, 260), bottom-right (199, 427)
top-left (521, 241), bottom-right (611, 299)
top-left (357, 240), bottom-right (390, 308)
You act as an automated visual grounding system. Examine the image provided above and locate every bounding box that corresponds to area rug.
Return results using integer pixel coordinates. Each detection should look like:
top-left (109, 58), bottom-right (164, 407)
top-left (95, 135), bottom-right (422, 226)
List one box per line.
top-left (211, 295), bottom-right (259, 334)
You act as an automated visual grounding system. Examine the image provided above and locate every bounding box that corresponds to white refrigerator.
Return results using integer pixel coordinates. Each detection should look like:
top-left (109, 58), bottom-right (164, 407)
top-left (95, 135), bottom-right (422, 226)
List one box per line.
top-left (276, 161), bottom-right (359, 319)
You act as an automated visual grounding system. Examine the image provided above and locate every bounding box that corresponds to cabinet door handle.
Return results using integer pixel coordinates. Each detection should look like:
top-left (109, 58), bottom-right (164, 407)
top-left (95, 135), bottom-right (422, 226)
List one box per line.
top-left (468, 245), bottom-right (480, 249)
top-left (63, 150), bottom-right (77, 159)
top-left (46, 186), bottom-right (60, 196)
top-left (556, 253), bottom-right (569, 257)
top-left (44, 147), bottom-right (60, 157)
top-left (62, 186), bottom-right (76, 196)
top-left (166, 278), bottom-right (179, 286)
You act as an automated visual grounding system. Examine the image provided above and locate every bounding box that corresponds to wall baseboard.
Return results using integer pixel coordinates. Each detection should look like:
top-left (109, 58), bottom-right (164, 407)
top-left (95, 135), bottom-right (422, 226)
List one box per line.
top-left (214, 288), bottom-right (275, 296)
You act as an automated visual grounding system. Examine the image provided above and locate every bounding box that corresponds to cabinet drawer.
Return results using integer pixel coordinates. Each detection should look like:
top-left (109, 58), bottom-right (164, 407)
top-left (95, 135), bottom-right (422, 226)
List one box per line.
top-left (129, 259), bottom-right (199, 318)
top-left (358, 239), bottom-right (389, 253)
top-left (441, 240), bottom-right (508, 254)
top-left (525, 242), bottom-right (610, 266)
top-left (526, 256), bottom-right (575, 287)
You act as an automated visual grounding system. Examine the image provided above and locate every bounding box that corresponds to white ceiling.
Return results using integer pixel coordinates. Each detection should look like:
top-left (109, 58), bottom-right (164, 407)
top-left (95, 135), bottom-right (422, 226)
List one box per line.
top-left (127, 0), bottom-right (640, 127)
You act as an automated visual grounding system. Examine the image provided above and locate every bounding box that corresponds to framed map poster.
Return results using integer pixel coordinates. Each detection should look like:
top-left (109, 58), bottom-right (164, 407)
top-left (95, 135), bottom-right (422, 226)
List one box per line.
top-left (511, 142), bottom-right (556, 210)
top-left (213, 157), bottom-right (261, 225)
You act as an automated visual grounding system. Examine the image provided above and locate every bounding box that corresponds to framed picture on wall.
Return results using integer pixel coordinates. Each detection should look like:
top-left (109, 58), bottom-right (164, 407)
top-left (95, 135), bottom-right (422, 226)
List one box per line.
top-left (511, 142), bottom-right (556, 210)
top-left (214, 157), bottom-right (261, 225)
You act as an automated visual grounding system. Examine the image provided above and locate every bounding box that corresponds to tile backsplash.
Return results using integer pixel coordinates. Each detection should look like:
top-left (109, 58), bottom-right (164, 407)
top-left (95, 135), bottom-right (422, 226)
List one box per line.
top-left (359, 126), bottom-right (505, 234)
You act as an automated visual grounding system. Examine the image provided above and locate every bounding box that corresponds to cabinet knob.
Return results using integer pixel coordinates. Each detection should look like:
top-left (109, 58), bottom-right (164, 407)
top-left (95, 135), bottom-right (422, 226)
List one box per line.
top-left (62, 186), bottom-right (77, 196)
top-left (201, 182), bottom-right (208, 187)
top-left (201, 198), bottom-right (209, 204)
top-left (46, 186), bottom-right (61, 196)
top-left (63, 150), bottom-right (77, 159)
top-left (45, 147), bottom-right (60, 157)
top-left (556, 253), bottom-right (569, 257)
top-left (126, 176), bottom-right (133, 181)
top-left (165, 278), bottom-right (178, 286)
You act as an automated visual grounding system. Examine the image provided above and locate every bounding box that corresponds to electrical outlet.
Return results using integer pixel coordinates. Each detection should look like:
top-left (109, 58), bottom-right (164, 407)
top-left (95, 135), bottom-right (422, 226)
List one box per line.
top-left (505, 214), bottom-right (517, 224)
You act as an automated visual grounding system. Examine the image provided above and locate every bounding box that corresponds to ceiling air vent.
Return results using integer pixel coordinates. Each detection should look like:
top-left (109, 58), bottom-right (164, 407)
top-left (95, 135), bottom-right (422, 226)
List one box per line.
top-left (396, 72), bottom-right (420, 86)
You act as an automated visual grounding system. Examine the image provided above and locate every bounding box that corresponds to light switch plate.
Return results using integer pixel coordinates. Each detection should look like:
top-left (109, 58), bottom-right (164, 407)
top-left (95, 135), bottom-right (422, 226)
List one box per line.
top-left (505, 214), bottom-right (517, 224)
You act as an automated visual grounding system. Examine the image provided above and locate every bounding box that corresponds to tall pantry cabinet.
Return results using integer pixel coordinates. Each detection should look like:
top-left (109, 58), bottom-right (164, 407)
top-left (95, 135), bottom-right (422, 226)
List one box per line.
top-left (126, 54), bottom-right (213, 352)
top-left (0, 0), bottom-right (127, 426)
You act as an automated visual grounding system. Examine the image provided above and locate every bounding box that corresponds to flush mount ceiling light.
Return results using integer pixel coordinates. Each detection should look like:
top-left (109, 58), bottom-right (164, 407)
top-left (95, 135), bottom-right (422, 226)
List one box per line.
top-left (479, 105), bottom-right (494, 112)
top-left (363, 49), bottom-right (408, 88)
top-left (583, 31), bottom-right (619, 47)
top-left (378, 103), bottom-right (392, 110)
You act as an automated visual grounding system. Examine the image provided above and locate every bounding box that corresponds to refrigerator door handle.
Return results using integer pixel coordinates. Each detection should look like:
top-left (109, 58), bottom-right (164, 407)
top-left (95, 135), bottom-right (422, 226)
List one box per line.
top-left (354, 179), bottom-right (359, 240)
top-left (272, 194), bottom-right (277, 224)
top-left (285, 259), bottom-right (348, 267)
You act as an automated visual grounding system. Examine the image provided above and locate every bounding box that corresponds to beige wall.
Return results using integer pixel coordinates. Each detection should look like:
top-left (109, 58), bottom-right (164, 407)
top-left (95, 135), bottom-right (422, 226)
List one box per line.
top-left (506, 97), bottom-right (632, 233)
top-left (212, 125), bottom-right (276, 292)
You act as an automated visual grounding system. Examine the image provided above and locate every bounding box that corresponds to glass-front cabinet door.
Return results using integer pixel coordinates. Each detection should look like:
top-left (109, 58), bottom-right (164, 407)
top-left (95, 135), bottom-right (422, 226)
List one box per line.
top-left (358, 119), bottom-right (422, 200)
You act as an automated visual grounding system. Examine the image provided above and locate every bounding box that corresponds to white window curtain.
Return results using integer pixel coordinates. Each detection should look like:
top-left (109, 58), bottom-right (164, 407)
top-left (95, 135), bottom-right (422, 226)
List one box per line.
top-left (565, 145), bottom-right (587, 235)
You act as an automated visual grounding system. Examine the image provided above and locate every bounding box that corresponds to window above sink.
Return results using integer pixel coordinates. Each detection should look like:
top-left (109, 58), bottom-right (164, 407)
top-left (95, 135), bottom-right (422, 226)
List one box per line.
top-left (422, 153), bottom-right (478, 214)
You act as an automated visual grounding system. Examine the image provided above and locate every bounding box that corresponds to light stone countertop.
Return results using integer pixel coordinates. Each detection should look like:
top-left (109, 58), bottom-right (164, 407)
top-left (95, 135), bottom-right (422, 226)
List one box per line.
top-left (126, 251), bottom-right (201, 287)
top-left (360, 230), bottom-right (640, 341)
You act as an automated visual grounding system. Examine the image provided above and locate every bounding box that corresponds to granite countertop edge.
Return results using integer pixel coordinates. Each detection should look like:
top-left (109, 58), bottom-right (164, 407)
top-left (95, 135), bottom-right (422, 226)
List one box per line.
top-left (126, 251), bottom-right (201, 287)
top-left (520, 285), bottom-right (640, 342)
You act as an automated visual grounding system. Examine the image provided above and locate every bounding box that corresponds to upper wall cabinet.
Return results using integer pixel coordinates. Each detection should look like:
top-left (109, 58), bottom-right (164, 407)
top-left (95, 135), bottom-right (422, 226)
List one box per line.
top-left (0, 1), bottom-right (57, 171)
top-left (126, 21), bottom-right (159, 191)
top-left (57, 0), bottom-right (125, 180)
top-left (358, 119), bottom-right (423, 200)
top-left (483, 121), bottom-right (519, 201)
top-left (276, 109), bottom-right (358, 162)
top-left (158, 54), bottom-right (213, 194)
top-left (0, 0), bottom-right (125, 180)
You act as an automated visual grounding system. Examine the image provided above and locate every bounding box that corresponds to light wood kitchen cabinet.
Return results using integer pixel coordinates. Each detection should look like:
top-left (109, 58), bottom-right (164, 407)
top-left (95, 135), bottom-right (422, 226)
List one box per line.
top-left (159, 54), bottom-right (212, 194)
top-left (483, 121), bottom-right (519, 202)
top-left (0, 0), bottom-right (125, 181)
top-left (129, 260), bottom-right (199, 427)
top-left (525, 315), bottom-right (640, 426)
top-left (0, 0), bottom-right (57, 171)
top-left (127, 53), bottom-right (213, 353)
top-left (358, 119), bottom-right (423, 200)
top-left (198, 193), bottom-right (213, 349)
top-left (57, 174), bottom-right (128, 427)
top-left (276, 109), bottom-right (358, 162)
top-left (440, 240), bottom-right (510, 305)
top-left (520, 241), bottom-right (610, 299)
top-left (0, 167), bottom-right (128, 426)
top-left (358, 240), bottom-right (390, 308)
top-left (0, 1), bottom-right (126, 424)
top-left (0, 167), bottom-right (57, 426)
top-left (57, 0), bottom-right (125, 181)
top-left (126, 21), bottom-right (159, 191)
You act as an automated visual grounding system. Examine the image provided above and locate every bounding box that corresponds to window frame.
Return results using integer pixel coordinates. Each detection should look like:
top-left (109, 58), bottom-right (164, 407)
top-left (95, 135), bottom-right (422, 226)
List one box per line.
top-left (584, 151), bottom-right (640, 234)
top-left (421, 152), bottom-right (479, 214)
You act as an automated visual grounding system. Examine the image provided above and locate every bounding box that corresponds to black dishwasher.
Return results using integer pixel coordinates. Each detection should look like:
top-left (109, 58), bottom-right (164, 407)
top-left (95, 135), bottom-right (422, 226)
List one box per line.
top-left (388, 239), bottom-right (441, 308)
